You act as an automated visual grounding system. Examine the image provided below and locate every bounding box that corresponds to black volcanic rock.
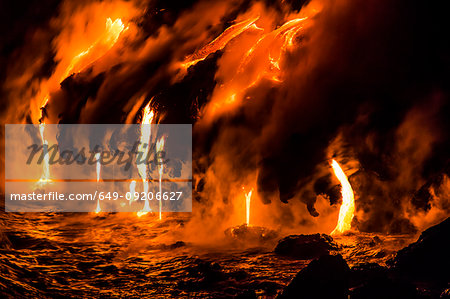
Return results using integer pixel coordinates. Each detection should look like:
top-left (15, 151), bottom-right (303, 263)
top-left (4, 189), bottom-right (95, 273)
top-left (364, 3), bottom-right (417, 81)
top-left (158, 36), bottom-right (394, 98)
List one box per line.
top-left (277, 254), bottom-right (350, 299)
top-left (349, 263), bottom-right (418, 299)
top-left (156, 241), bottom-right (186, 250)
top-left (391, 217), bottom-right (450, 283)
top-left (348, 217), bottom-right (450, 298)
top-left (224, 224), bottom-right (279, 245)
top-left (0, 232), bottom-right (11, 250)
top-left (274, 234), bottom-right (338, 259)
top-left (3, 232), bottom-right (58, 250)
top-left (178, 259), bottom-right (226, 291)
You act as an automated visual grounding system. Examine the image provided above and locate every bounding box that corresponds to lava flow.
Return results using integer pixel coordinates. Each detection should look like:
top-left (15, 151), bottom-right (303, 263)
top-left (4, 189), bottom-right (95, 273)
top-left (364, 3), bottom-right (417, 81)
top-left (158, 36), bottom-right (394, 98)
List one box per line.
top-left (245, 188), bottom-right (253, 226)
top-left (137, 102), bottom-right (155, 217)
top-left (201, 16), bottom-right (310, 119)
top-left (36, 128), bottom-right (51, 187)
top-left (330, 159), bottom-right (355, 235)
top-left (181, 16), bottom-right (260, 69)
top-left (34, 17), bottom-right (127, 124)
top-left (62, 18), bottom-right (126, 80)
top-left (1, 0), bottom-right (449, 297)
top-left (35, 97), bottom-right (52, 187)
top-left (34, 17), bottom-right (127, 190)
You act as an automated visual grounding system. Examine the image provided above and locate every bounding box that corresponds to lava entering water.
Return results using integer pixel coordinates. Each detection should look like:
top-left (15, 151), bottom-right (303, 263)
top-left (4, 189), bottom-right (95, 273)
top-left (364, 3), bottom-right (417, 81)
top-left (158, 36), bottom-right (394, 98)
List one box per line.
top-left (36, 125), bottom-right (51, 187)
top-left (137, 102), bottom-right (155, 217)
top-left (36, 98), bottom-right (52, 187)
top-left (245, 188), bottom-right (253, 226)
top-left (330, 159), bottom-right (355, 235)
top-left (35, 18), bottom-right (127, 189)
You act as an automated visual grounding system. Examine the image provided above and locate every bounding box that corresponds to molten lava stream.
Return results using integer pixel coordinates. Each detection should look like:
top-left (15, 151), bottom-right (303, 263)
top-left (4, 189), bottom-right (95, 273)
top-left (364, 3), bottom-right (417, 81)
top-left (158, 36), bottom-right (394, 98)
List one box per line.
top-left (181, 16), bottom-right (260, 69)
top-left (245, 188), bottom-right (253, 226)
top-left (36, 122), bottom-right (52, 187)
top-left (137, 103), bottom-right (155, 217)
top-left (63, 18), bottom-right (126, 81)
top-left (36, 97), bottom-right (52, 187)
top-left (330, 159), bottom-right (355, 235)
top-left (34, 18), bottom-right (127, 189)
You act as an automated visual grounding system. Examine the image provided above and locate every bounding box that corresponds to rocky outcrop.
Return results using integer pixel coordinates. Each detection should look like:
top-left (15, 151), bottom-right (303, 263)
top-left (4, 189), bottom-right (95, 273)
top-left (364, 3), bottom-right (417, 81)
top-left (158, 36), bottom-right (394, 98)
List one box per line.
top-left (224, 224), bottom-right (279, 245)
top-left (349, 263), bottom-right (418, 299)
top-left (391, 217), bottom-right (450, 284)
top-left (277, 254), bottom-right (350, 298)
top-left (277, 218), bottom-right (450, 298)
top-left (274, 234), bottom-right (338, 259)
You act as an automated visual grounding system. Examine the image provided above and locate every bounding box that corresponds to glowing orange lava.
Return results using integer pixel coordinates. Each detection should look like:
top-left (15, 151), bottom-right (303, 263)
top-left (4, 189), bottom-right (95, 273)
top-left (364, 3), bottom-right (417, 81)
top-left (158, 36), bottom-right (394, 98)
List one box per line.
top-left (181, 16), bottom-right (260, 69)
top-left (35, 97), bottom-right (52, 187)
top-left (63, 18), bottom-right (126, 80)
top-left (36, 122), bottom-right (52, 187)
top-left (330, 159), bottom-right (355, 235)
top-left (36, 18), bottom-right (127, 189)
top-left (245, 188), bottom-right (253, 226)
top-left (137, 102), bottom-right (155, 216)
top-left (201, 15), bottom-right (310, 119)
top-left (95, 153), bottom-right (102, 183)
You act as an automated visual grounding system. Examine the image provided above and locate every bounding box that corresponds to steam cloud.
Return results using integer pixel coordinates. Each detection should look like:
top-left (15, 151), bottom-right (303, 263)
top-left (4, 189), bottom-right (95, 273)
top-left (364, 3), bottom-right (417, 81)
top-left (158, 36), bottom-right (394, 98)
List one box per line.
top-left (1, 0), bottom-right (449, 234)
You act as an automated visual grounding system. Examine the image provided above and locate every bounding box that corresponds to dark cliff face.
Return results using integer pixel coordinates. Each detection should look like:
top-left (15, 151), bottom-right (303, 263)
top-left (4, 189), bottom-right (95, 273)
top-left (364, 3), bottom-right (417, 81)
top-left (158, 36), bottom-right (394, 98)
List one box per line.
top-left (1, 0), bottom-right (449, 233)
top-left (392, 217), bottom-right (450, 283)
top-left (278, 254), bottom-right (350, 299)
top-left (278, 218), bottom-right (450, 298)
top-left (274, 233), bottom-right (338, 259)
top-left (0, 0), bottom-right (449, 298)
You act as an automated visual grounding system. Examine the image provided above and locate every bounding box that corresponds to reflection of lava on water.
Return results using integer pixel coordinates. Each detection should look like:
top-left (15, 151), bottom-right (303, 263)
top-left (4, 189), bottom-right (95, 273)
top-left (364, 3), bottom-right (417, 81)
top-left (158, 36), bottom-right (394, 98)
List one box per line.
top-left (0, 212), bottom-right (420, 297)
top-left (1, 0), bottom-right (450, 297)
top-left (2, 211), bottom-right (448, 297)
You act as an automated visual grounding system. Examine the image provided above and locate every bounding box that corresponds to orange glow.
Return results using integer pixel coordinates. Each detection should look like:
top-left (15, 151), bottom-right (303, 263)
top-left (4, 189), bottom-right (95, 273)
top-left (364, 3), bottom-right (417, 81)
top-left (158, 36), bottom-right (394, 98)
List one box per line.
top-left (330, 159), bottom-right (355, 235)
top-left (181, 16), bottom-right (260, 69)
top-left (35, 17), bottom-right (127, 189)
top-left (95, 153), bottom-right (101, 183)
top-left (36, 96), bottom-right (52, 187)
top-left (237, 17), bottom-right (308, 80)
top-left (41, 98), bottom-right (49, 110)
top-left (63, 18), bottom-right (126, 80)
top-left (32, 17), bottom-right (128, 124)
top-left (203, 15), bottom-right (310, 119)
top-left (136, 211), bottom-right (147, 218)
top-left (245, 188), bottom-right (253, 226)
top-left (137, 102), bottom-right (155, 216)
top-left (36, 122), bottom-right (52, 187)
